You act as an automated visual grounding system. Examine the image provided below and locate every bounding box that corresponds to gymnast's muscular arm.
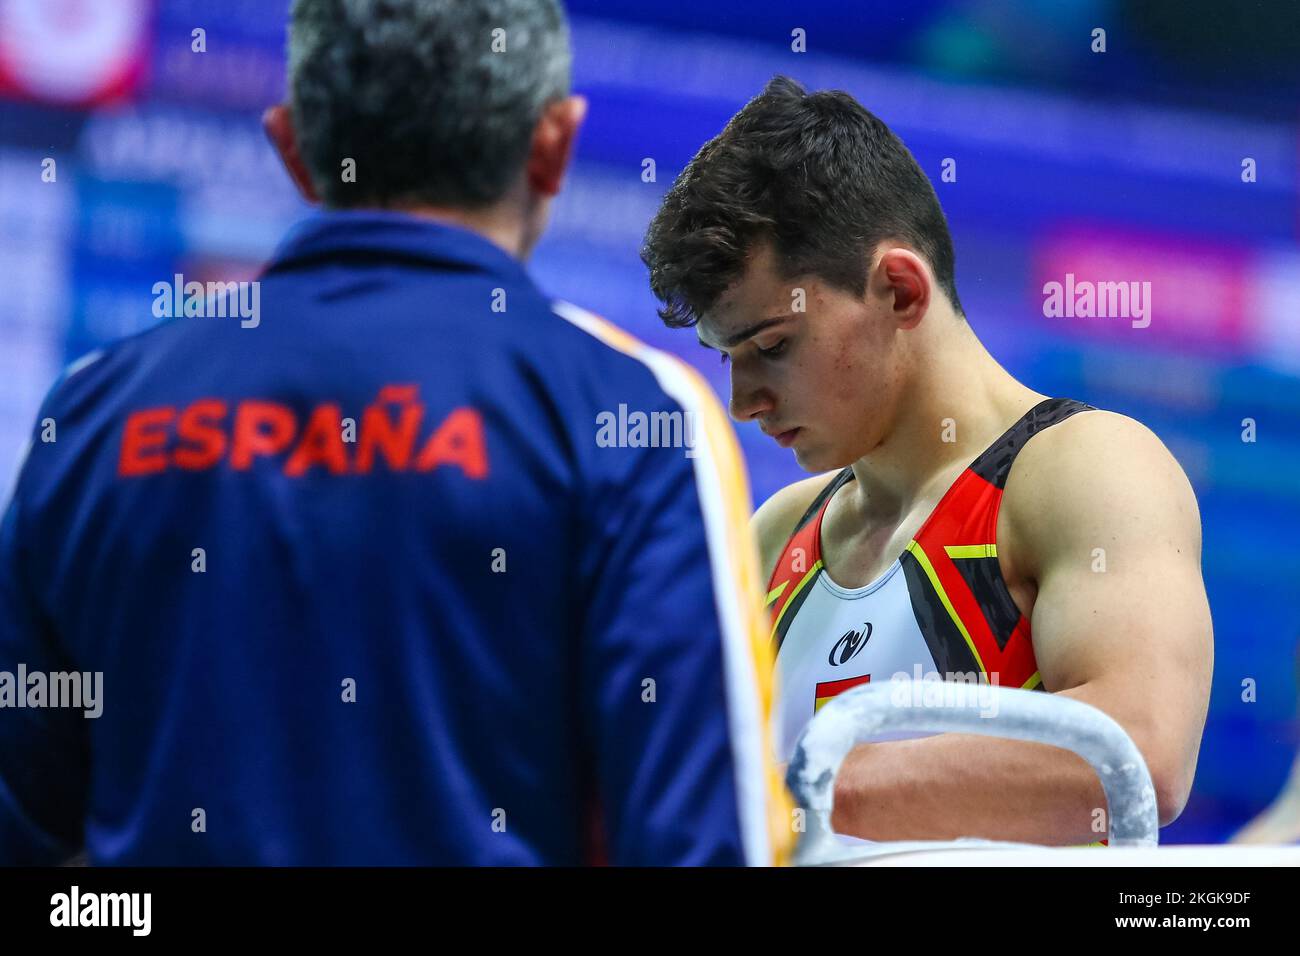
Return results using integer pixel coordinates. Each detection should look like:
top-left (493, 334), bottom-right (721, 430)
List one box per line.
top-left (829, 411), bottom-right (1213, 844)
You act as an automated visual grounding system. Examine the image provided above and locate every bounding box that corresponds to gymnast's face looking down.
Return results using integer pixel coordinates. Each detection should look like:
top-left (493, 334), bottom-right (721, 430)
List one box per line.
top-left (697, 239), bottom-right (939, 474)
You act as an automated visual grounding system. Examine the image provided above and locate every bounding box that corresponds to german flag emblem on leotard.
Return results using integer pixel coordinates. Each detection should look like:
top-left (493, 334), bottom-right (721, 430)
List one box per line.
top-left (814, 674), bottom-right (871, 713)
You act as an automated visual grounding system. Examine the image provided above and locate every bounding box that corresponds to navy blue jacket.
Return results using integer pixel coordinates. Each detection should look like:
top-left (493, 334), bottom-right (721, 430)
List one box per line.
top-left (0, 211), bottom-right (783, 865)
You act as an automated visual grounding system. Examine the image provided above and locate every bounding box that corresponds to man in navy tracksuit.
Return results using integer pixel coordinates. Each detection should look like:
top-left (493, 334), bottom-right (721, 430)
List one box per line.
top-left (0, 0), bottom-right (787, 865)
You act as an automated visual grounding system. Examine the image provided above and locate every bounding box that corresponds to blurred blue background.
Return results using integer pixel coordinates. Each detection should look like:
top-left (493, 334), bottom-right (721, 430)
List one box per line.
top-left (1, 0), bottom-right (1297, 844)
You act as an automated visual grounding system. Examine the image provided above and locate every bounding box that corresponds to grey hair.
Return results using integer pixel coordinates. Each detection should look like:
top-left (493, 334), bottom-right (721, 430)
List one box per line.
top-left (288, 0), bottom-right (572, 209)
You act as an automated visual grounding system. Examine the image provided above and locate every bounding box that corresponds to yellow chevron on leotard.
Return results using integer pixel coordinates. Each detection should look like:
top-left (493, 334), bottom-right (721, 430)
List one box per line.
top-left (770, 559), bottom-right (825, 642)
top-left (944, 543), bottom-right (997, 559)
top-left (766, 579), bottom-right (788, 606)
top-left (905, 540), bottom-right (987, 675)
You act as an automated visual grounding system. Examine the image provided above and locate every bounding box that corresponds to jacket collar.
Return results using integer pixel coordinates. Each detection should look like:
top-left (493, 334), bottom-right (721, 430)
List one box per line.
top-left (262, 209), bottom-right (533, 285)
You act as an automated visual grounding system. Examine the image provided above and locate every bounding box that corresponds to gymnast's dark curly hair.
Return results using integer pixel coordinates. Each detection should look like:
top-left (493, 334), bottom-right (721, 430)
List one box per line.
top-left (641, 75), bottom-right (963, 328)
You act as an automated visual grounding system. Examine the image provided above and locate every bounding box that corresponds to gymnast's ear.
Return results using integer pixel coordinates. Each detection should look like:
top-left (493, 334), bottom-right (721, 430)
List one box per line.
top-left (263, 104), bottom-right (321, 205)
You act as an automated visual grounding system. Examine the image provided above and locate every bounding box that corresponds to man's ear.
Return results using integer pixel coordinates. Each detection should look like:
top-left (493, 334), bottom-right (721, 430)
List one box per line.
top-left (262, 104), bottom-right (321, 204)
top-left (526, 95), bottom-right (587, 198)
top-left (877, 247), bottom-right (931, 330)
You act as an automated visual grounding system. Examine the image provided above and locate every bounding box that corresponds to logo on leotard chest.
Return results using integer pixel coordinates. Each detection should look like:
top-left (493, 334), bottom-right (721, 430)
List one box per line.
top-left (827, 622), bottom-right (873, 666)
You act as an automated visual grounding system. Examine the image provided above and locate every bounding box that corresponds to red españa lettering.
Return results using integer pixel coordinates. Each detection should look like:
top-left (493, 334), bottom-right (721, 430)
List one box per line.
top-left (116, 388), bottom-right (488, 479)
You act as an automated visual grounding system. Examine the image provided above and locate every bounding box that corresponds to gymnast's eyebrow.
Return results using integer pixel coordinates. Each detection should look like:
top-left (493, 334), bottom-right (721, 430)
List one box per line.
top-left (697, 316), bottom-right (788, 351)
